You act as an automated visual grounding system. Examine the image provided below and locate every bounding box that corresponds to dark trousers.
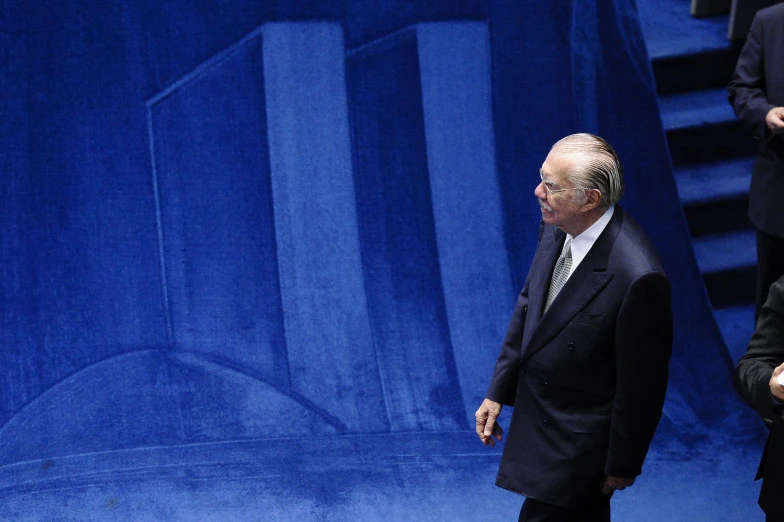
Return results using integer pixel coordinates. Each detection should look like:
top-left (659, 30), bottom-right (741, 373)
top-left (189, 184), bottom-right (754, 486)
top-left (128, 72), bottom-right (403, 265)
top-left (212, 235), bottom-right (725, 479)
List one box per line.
top-left (518, 495), bottom-right (611, 522)
top-left (756, 228), bottom-right (784, 323)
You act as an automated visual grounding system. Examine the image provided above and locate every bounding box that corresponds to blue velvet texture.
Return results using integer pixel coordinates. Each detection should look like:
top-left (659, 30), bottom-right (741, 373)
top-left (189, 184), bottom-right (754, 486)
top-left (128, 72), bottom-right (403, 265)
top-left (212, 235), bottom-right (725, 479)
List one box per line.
top-left (0, 0), bottom-right (763, 519)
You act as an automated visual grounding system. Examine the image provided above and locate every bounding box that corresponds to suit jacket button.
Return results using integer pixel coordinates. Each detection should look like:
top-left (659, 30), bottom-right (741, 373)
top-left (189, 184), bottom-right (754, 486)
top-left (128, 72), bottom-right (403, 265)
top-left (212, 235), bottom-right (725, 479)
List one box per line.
top-left (543, 381), bottom-right (548, 386)
top-left (523, 305), bottom-right (528, 312)
top-left (568, 342), bottom-right (575, 351)
top-left (542, 419), bottom-right (548, 427)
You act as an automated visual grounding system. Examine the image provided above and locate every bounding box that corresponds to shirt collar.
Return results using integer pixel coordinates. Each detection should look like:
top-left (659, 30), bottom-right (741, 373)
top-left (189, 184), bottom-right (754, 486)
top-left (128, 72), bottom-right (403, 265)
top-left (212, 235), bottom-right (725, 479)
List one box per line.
top-left (565, 205), bottom-right (615, 273)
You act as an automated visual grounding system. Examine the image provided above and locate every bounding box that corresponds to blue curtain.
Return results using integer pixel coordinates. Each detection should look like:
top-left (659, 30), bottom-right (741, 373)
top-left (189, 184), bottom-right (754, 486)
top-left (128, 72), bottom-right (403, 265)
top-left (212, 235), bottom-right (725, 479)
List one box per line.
top-left (0, 0), bottom-right (758, 510)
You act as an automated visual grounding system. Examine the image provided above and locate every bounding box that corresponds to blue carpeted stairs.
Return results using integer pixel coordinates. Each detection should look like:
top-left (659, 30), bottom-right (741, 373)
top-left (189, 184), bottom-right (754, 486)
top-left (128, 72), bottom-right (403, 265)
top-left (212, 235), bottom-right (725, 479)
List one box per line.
top-left (640, 1), bottom-right (757, 363)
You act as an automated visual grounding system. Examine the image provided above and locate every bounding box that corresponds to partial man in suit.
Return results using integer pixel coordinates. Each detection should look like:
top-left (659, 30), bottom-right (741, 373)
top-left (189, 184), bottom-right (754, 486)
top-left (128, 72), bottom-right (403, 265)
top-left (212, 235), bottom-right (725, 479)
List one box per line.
top-left (728, 2), bottom-right (784, 321)
top-left (475, 134), bottom-right (673, 521)
top-left (735, 274), bottom-right (784, 521)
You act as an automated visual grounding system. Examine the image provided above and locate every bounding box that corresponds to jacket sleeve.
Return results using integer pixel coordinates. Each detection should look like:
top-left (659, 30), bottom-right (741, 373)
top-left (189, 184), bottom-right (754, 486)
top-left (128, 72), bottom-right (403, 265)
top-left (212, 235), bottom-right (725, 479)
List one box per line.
top-left (486, 282), bottom-right (529, 406)
top-left (605, 272), bottom-right (673, 478)
top-left (485, 222), bottom-right (544, 406)
top-left (728, 11), bottom-right (775, 145)
top-left (735, 279), bottom-right (784, 423)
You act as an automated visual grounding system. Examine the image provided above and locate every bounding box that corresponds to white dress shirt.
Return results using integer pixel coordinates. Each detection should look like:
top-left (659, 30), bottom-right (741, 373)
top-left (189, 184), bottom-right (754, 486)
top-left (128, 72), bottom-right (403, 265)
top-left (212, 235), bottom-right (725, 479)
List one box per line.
top-left (563, 205), bottom-right (615, 280)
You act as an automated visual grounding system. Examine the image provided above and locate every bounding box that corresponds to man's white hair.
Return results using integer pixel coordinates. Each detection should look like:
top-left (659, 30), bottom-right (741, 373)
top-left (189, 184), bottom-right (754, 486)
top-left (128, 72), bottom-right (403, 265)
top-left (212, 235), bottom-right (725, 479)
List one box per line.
top-left (551, 133), bottom-right (625, 209)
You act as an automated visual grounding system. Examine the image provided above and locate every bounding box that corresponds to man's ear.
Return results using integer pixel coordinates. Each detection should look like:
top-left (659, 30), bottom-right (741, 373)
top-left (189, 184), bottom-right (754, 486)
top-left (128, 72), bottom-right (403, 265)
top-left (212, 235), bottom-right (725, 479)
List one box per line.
top-left (581, 189), bottom-right (602, 212)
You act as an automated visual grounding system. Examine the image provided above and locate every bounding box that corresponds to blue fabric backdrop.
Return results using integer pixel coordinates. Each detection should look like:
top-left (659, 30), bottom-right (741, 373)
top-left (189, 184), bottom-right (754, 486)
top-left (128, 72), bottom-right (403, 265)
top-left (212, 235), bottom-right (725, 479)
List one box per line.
top-left (0, 0), bottom-right (762, 518)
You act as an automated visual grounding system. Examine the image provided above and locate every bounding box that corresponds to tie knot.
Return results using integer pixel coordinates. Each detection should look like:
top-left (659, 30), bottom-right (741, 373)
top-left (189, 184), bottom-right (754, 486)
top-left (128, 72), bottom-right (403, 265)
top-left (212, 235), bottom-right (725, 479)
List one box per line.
top-left (561, 237), bottom-right (573, 259)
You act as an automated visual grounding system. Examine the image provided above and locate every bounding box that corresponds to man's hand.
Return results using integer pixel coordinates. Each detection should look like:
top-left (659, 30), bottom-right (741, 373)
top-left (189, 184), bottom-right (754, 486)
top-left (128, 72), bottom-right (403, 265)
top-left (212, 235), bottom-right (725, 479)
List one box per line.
top-left (766, 107), bottom-right (784, 133)
top-left (601, 476), bottom-right (635, 495)
top-left (475, 398), bottom-right (503, 446)
top-left (769, 362), bottom-right (784, 402)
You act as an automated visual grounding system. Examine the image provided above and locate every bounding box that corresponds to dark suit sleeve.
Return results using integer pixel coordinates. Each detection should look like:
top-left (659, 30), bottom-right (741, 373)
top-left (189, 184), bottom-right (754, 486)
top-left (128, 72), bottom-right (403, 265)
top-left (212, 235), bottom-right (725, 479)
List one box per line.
top-left (605, 272), bottom-right (673, 478)
top-left (728, 11), bottom-right (775, 144)
top-left (486, 222), bottom-right (545, 406)
top-left (735, 279), bottom-right (784, 422)
top-left (486, 283), bottom-right (528, 406)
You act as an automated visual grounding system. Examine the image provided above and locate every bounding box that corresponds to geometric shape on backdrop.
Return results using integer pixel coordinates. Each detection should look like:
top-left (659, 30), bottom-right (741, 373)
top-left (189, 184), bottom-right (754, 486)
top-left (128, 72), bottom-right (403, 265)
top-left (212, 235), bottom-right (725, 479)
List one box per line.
top-left (347, 27), bottom-right (467, 431)
top-left (262, 22), bottom-right (388, 432)
top-left (417, 22), bottom-right (515, 426)
top-left (0, 350), bottom-right (339, 467)
top-left (149, 31), bottom-right (289, 387)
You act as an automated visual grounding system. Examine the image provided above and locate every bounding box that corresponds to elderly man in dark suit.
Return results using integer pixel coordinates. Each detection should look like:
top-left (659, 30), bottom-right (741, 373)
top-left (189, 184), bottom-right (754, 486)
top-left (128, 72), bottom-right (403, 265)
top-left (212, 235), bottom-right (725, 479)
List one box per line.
top-left (735, 274), bottom-right (784, 521)
top-left (475, 134), bottom-right (673, 521)
top-left (728, 2), bottom-right (784, 321)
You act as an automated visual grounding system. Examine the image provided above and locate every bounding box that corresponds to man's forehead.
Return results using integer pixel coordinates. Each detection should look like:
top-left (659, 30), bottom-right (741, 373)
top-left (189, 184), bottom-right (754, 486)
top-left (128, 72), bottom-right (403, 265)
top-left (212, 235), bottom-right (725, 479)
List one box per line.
top-left (549, 145), bottom-right (587, 162)
top-left (542, 150), bottom-right (576, 177)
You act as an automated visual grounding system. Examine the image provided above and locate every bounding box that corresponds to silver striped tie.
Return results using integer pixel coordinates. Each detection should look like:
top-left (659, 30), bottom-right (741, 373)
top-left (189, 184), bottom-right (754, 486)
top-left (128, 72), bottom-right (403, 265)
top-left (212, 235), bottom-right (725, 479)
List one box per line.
top-left (544, 237), bottom-right (572, 313)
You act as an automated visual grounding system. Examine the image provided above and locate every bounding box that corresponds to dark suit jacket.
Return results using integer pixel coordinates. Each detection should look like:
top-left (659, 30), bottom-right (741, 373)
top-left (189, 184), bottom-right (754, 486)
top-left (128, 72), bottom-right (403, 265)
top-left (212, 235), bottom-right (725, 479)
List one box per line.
top-left (728, 3), bottom-right (784, 237)
top-left (735, 276), bottom-right (784, 517)
top-left (486, 206), bottom-right (672, 509)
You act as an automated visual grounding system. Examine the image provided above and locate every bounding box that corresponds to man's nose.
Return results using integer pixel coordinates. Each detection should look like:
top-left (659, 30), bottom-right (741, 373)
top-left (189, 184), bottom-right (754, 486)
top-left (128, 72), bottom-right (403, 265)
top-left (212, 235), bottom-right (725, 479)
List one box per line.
top-left (534, 182), bottom-right (547, 199)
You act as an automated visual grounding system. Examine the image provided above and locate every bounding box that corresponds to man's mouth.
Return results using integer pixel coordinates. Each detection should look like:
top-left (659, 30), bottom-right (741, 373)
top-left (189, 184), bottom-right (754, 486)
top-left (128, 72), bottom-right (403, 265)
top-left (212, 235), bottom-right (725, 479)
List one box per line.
top-left (538, 200), bottom-right (552, 213)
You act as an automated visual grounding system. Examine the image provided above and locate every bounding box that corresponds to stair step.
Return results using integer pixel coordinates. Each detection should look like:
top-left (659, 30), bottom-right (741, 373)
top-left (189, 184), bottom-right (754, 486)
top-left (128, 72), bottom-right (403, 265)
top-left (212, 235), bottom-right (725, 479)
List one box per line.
top-left (659, 88), bottom-right (757, 163)
top-left (638, 0), bottom-right (731, 61)
top-left (694, 229), bottom-right (757, 308)
top-left (637, 0), bottom-right (740, 95)
top-left (676, 156), bottom-right (753, 205)
top-left (713, 305), bottom-right (755, 363)
top-left (659, 88), bottom-right (735, 131)
top-left (694, 228), bottom-right (756, 273)
top-left (676, 157), bottom-right (753, 236)
top-left (652, 46), bottom-right (742, 96)
top-left (684, 197), bottom-right (751, 237)
top-left (667, 123), bottom-right (755, 164)
top-left (704, 268), bottom-right (756, 309)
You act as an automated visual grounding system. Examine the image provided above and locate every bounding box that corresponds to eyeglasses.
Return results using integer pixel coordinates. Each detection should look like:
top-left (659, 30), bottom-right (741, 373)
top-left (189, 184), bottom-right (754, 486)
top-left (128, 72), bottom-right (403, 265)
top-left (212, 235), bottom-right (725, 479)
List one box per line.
top-left (539, 170), bottom-right (581, 197)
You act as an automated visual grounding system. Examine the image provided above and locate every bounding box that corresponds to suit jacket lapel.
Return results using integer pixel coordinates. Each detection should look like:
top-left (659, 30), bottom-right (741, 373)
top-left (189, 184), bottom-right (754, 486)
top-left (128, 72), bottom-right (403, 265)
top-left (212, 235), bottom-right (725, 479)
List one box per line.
top-left (522, 207), bottom-right (624, 363)
top-left (526, 226), bottom-right (566, 326)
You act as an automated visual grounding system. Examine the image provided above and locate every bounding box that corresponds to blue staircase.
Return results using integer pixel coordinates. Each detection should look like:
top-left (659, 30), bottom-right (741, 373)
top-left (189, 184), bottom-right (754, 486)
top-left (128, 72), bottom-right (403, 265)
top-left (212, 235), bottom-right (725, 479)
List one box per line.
top-left (639, 1), bottom-right (757, 362)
